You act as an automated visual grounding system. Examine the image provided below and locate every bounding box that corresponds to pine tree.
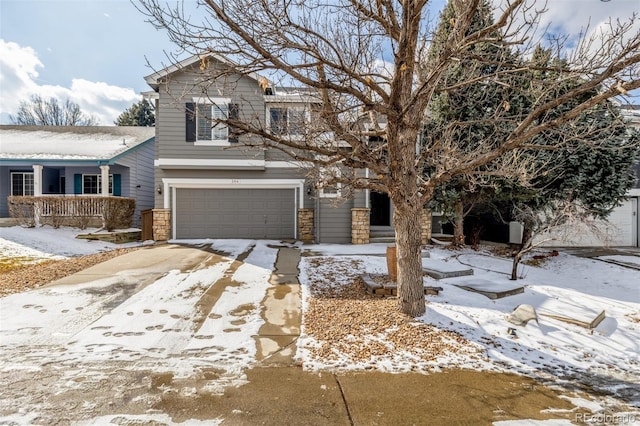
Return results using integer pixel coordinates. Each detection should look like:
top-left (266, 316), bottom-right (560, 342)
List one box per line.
top-left (423, 0), bottom-right (527, 246)
top-left (115, 99), bottom-right (155, 126)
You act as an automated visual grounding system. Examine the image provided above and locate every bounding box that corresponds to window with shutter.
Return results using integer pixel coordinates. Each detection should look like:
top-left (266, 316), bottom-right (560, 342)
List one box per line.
top-left (189, 97), bottom-right (233, 145)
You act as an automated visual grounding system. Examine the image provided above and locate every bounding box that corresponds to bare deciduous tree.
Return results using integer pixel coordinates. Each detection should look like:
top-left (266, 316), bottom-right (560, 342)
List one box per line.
top-left (9, 95), bottom-right (98, 126)
top-left (137, 0), bottom-right (640, 316)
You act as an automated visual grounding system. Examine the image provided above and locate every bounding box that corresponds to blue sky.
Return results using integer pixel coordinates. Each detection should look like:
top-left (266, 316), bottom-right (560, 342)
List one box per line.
top-left (0, 0), bottom-right (177, 124)
top-left (0, 0), bottom-right (638, 125)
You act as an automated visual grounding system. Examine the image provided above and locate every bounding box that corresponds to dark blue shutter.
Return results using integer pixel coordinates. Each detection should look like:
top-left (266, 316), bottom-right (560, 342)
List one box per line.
top-left (113, 174), bottom-right (121, 196)
top-left (228, 103), bottom-right (239, 143)
top-left (74, 174), bottom-right (82, 194)
top-left (186, 102), bottom-right (196, 142)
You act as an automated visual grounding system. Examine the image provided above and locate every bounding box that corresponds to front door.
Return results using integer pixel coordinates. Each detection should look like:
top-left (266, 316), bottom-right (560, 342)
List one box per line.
top-left (370, 191), bottom-right (391, 226)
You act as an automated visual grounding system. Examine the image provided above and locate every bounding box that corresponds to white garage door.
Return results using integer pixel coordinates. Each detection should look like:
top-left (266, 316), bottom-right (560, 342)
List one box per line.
top-left (175, 188), bottom-right (296, 239)
top-left (540, 198), bottom-right (638, 247)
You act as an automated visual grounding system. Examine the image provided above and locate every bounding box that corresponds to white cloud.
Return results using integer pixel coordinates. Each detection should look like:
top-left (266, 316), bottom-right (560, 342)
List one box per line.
top-left (492, 0), bottom-right (639, 46)
top-left (0, 39), bottom-right (141, 125)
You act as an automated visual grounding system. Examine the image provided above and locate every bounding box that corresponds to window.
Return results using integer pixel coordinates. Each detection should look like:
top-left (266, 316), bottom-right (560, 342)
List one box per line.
top-left (317, 161), bottom-right (342, 198)
top-left (197, 103), bottom-right (228, 141)
top-left (269, 106), bottom-right (307, 136)
top-left (10, 172), bottom-right (34, 196)
top-left (82, 174), bottom-right (113, 195)
top-left (186, 98), bottom-right (238, 145)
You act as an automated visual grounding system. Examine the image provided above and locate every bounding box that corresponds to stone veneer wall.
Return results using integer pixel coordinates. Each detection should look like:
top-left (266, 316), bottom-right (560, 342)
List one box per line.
top-left (298, 208), bottom-right (314, 242)
top-left (351, 208), bottom-right (370, 244)
top-left (152, 208), bottom-right (171, 241)
top-left (421, 208), bottom-right (432, 245)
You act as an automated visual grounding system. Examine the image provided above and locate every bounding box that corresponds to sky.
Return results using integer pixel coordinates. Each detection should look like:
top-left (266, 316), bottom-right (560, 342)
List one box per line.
top-left (0, 0), bottom-right (638, 126)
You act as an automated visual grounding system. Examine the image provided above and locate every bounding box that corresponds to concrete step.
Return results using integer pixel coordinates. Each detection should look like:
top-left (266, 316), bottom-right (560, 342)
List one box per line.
top-left (369, 237), bottom-right (396, 244)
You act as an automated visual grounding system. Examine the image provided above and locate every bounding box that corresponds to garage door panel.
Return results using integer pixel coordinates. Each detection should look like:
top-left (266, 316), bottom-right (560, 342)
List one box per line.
top-left (176, 188), bottom-right (295, 239)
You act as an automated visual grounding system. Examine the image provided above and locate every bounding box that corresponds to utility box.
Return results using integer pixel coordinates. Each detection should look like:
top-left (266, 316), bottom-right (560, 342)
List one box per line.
top-left (509, 221), bottom-right (524, 244)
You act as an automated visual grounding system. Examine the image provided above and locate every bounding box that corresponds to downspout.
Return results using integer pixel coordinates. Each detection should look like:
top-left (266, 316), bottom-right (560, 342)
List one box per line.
top-left (315, 192), bottom-right (321, 243)
top-left (365, 168), bottom-right (370, 209)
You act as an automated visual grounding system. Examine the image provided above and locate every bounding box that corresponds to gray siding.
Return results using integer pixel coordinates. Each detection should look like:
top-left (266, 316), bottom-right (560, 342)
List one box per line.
top-left (156, 62), bottom-right (267, 161)
top-left (151, 57), bottom-right (366, 243)
top-left (114, 139), bottom-right (155, 226)
top-left (316, 198), bottom-right (354, 244)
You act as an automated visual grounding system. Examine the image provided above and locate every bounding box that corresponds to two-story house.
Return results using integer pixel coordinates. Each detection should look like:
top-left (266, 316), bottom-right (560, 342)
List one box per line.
top-left (143, 54), bottom-right (398, 243)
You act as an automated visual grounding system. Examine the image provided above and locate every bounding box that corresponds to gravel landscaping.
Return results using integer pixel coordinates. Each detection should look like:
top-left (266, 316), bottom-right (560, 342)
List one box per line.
top-left (0, 248), bottom-right (139, 297)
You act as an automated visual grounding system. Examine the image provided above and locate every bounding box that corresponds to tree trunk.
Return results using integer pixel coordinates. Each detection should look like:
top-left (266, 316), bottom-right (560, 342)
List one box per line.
top-left (394, 204), bottom-right (426, 317)
top-left (453, 199), bottom-right (465, 246)
top-left (510, 251), bottom-right (523, 280)
top-left (511, 226), bottom-right (533, 280)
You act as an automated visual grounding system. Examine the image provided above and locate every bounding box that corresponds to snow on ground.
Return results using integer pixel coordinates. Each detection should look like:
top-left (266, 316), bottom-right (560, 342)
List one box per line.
top-left (297, 244), bottom-right (640, 405)
top-left (0, 228), bottom-right (280, 423)
top-left (0, 238), bottom-right (276, 378)
top-left (0, 226), bottom-right (124, 259)
top-left (1, 227), bottom-right (640, 421)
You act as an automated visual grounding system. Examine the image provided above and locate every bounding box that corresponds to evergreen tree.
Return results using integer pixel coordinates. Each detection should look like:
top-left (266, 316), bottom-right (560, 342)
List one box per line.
top-left (504, 48), bottom-right (640, 277)
top-left (423, 0), bottom-right (527, 246)
top-left (115, 99), bottom-right (155, 126)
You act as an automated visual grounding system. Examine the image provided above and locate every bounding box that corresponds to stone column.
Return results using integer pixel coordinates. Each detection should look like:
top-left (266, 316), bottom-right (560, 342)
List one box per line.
top-left (297, 208), bottom-right (314, 242)
top-left (99, 165), bottom-right (110, 197)
top-left (152, 208), bottom-right (171, 241)
top-left (421, 208), bottom-right (432, 245)
top-left (351, 208), bottom-right (370, 244)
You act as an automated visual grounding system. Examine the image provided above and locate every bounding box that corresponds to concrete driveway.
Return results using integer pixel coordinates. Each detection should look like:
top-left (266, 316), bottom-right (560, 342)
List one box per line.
top-left (0, 242), bottom-right (302, 424)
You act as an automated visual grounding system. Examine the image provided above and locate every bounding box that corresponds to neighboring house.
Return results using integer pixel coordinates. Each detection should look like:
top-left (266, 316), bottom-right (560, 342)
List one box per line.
top-left (536, 104), bottom-right (640, 247)
top-left (0, 126), bottom-right (155, 227)
top-left (143, 54), bottom-right (422, 243)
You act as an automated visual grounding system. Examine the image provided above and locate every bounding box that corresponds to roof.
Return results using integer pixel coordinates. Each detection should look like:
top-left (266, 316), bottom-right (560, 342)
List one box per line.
top-left (0, 126), bottom-right (155, 162)
top-left (144, 54), bottom-right (263, 91)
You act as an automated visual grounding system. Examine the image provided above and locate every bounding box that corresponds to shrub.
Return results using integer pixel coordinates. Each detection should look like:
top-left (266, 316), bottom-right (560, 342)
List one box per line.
top-left (7, 196), bottom-right (36, 227)
top-left (102, 197), bottom-right (136, 231)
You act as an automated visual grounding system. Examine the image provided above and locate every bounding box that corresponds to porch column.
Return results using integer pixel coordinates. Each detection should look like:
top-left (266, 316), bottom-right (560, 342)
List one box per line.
top-left (32, 164), bottom-right (43, 196)
top-left (100, 165), bottom-right (110, 197)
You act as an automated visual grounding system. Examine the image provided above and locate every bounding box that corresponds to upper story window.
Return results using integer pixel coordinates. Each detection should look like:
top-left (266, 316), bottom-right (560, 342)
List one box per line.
top-left (197, 103), bottom-right (228, 141)
top-left (186, 98), bottom-right (239, 145)
top-left (10, 172), bottom-right (34, 196)
top-left (268, 106), bottom-right (307, 137)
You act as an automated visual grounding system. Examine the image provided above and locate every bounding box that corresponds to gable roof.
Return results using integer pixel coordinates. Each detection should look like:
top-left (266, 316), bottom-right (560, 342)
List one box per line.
top-left (144, 54), bottom-right (264, 91)
top-left (0, 126), bottom-right (155, 163)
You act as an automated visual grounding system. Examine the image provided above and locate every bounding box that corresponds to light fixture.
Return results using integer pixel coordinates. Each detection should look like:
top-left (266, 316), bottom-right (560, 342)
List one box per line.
top-left (156, 184), bottom-right (162, 195)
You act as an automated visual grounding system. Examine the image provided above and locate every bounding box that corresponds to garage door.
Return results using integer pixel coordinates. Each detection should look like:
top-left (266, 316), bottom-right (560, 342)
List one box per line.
top-left (541, 198), bottom-right (638, 247)
top-left (175, 188), bottom-right (296, 239)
